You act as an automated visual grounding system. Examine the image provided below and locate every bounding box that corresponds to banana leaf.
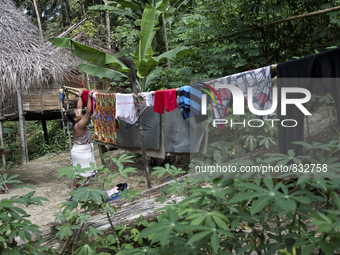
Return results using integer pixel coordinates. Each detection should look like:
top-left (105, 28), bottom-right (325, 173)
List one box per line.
top-left (49, 37), bottom-right (130, 73)
top-left (136, 46), bottom-right (191, 78)
top-left (134, 4), bottom-right (161, 68)
top-left (79, 63), bottom-right (129, 81)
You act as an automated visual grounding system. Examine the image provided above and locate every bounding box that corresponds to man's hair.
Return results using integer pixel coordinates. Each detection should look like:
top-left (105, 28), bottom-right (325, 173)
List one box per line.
top-left (64, 109), bottom-right (77, 123)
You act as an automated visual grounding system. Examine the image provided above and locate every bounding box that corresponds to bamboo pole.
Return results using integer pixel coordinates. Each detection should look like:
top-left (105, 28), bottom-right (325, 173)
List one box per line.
top-left (66, 91), bottom-right (72, 151)
top-left (62, 85), bottom-right (80, 92)
top-left (86, 73), bottom-right (91, 91)
top-left (55, 17), bottom-right (88, 38)
top-left (0, 100), bottom-right (5, 166)
top-left (0, 120), bottom-right (5, 166)
top-left (16, 77), bottom-right (27, 164)
top-left (59, 85), bottom-right (67, 151)
top-left (188, 5), bottom-right (340, 46)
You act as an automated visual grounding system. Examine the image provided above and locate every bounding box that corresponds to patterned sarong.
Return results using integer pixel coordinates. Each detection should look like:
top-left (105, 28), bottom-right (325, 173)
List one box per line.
top-left (210, 65), bottom-right (274, 129)
top-left (93, 93), bottom-right (119, 144)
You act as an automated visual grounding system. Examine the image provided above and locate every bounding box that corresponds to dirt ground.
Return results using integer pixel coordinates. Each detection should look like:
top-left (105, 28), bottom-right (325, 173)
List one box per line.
top-left (0, 145), bottom-right (189, 227)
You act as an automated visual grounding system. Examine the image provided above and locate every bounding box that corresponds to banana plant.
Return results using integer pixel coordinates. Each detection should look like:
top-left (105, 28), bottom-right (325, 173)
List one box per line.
top-left (50, 2), bottom-right (191, 92)
top-left (89, 0), bottom-right (193, 55)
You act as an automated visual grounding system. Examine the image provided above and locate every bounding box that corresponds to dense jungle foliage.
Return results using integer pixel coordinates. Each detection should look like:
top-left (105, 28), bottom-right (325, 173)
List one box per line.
top-left (5, 0), bottom-right (340, 164)
top-left (1, 0), bottom-right (340, 254)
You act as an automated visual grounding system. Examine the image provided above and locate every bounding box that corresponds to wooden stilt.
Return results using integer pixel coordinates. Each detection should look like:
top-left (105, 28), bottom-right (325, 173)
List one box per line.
top-left (16, 77), bottom-right (27, 164)
top-left (42, 120), bottom-right (49, 145)
top-left (59, 85), bottom-right (67, 150)
top-left (66, 90), bottom-right (72, 151)
top-left (0, 119), bottom-right (6, 166)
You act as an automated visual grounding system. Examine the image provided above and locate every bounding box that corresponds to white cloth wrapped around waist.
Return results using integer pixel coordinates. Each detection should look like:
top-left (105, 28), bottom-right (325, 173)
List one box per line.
top-left (71, 143), bottom-right (96, 177)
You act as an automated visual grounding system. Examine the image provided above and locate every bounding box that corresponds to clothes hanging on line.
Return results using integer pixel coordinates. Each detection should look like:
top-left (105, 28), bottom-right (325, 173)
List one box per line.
top-left (277, 46), bottom-right (340, 156)
top-left (81, 90), bottom-right (99, 113)
top-left (92, 91), bottom-right (99, 114)
top-left (178, 83), bottom-right (208, 123)
top-left (178, 85), bottom-right (192, 118)
top-left (140, 92), bottom-right (155, 107)
top-left (81, 90), bottom-right (93, 113)
top-left (115, 93), bottom-right (138, 124)
top-left (153, 89), bottom-right (178, 114)
top-left (209, 65), bottom-right (274, 129)
top-left (93, 93), bottom-right (119, 144)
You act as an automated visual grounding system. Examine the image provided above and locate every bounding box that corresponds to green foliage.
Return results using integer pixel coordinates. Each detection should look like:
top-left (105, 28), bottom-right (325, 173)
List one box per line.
top-left (0, 120), bottom-right (68, 166)
top-left (99, 153), bottom-right (138, 190)
top-left (0, 176), bottom-right (53, 254)
top-left (53, 154), bottom-right (142, 254)
top-left (49, 37), bottom-right (131, 80)
top-left (152, 163), bottom-right (189, 201)
top-left (51, 1), bottom-right (191, 92)
top-left (11, 1), bottom-right (340, 254)
top-left (108, 140), bottom-right (340, 254)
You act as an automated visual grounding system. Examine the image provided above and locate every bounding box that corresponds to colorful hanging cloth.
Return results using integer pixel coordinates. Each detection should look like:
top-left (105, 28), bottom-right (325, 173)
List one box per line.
top-left (178, 84), bottom-right (206, 119)
top-left (93, 93), bottom-right (119, 144)
top-left (153, 89), bottom-right (178, 114)
top-left (210, 65), bottom-right (274, 129)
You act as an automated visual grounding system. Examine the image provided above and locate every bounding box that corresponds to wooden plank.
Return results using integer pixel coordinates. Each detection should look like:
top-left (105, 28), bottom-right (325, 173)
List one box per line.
top-left (0, 149), bottom-right (10, 155)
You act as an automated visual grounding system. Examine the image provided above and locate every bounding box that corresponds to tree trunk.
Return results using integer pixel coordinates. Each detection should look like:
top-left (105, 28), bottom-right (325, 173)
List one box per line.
top-left (162, 13), bottom-right (170, 70)
top-left (32, 0), bottom-right (44, 41)
top-left (81, 0), bottom-right (86, 18)
top-left (16, 179), bottom-right (187, 249)
top-left (63, 0), bottom-right (72, 26)
top-left (129, 61), bottom-right (152, 189)
top-left (103, 0), bottom-right (111, 49)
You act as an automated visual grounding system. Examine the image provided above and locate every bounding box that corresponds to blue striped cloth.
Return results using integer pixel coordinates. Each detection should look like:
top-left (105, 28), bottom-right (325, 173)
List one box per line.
top-left (178, 84), bottom-right (206, 120)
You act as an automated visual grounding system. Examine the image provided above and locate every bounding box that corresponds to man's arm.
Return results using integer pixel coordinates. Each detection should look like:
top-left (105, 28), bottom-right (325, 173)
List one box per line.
top-left (77, 91), bottom-right (93, 129)
top-left (77, 90), bottom-right (83, 110)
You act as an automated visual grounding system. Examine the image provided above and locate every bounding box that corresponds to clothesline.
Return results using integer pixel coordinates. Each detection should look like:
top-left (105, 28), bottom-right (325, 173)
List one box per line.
top-left (62, 63), bottom-right (278, 97)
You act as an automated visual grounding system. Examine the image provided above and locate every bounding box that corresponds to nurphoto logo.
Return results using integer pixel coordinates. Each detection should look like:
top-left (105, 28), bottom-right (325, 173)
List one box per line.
top-left (200, 84), bottom-right (312, 128)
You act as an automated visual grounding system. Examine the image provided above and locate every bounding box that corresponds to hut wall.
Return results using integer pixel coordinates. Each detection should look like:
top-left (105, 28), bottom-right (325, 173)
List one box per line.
top-left (1, 86), bottom-right (61, 116)
top-left (2, 93), bottom-right (18, 116)
top-left (22, 89), bottom-right (60, 112)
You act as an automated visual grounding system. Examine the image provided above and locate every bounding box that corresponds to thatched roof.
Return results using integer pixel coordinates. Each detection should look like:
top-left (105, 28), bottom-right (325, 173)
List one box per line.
top-left (0, 0), bottom-right (79, 97)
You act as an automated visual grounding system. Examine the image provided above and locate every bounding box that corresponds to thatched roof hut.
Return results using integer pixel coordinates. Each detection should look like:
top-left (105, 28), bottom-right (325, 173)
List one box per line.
top-left (0, 0), bottom-right (80, 164)
top-left (0, 0), bottom-right (77, 94)
top-left (0, 0), bottom-right (80, 120)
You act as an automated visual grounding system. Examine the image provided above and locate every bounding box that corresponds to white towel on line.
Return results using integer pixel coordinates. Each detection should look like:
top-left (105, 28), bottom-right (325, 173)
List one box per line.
top-left (140, 92), bottom-right (155, 107)
top-left (115, 93), bottom-right (138, 124)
